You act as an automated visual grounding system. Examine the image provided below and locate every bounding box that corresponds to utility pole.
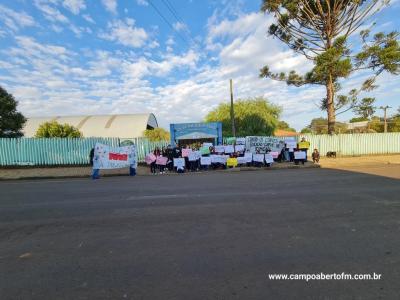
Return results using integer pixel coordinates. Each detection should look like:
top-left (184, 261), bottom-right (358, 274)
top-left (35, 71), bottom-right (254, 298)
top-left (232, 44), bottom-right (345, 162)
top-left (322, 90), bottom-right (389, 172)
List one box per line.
top-left (379, 106), bottom-right (391, 133)
top-left (229, 79), bottom-right (236, 137)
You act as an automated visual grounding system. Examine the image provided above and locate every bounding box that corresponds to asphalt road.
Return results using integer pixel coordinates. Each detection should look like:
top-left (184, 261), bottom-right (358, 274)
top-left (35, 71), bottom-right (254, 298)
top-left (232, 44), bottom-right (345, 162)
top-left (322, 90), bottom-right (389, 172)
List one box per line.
top-left (1, 168), bottom-right (400, 300)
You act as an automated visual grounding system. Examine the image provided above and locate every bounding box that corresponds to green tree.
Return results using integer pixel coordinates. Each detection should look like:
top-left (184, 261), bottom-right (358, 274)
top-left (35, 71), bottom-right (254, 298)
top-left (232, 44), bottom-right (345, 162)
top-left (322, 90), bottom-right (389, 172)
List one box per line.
top-left (260, 1), bottom-right (400, 134)
top-left (277, 120), bottom-right (296, 132)
top-left (143, 128), bottom-right (170, 142)
top-left (205, 97), bottom-right (281, 136)
top-left (352, 97), bottom-right (376, 119)
top-left (301, 117), bottom-right (348, 134)
top-left (368, 116), bottom-right (384, 132)
top-left (349, 117), bottom-right (369, 123)
top-left (35, 121), bottom-right (82, 138)
top-left (0, 86), bottom-right (26, 137)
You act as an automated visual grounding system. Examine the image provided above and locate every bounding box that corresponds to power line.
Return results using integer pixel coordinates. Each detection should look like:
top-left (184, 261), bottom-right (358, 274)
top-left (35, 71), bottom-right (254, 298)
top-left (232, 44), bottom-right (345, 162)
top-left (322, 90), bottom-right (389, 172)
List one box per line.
top-left (147, 0), bottom-right (190, 46)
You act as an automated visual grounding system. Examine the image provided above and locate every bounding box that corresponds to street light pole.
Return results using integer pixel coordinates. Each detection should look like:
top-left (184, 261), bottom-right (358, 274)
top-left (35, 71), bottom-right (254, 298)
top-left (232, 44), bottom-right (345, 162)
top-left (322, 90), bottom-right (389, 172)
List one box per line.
top-left (229, 79), bottom-right (236, 137)
top-left (379, 106), bottom-right (391, 133)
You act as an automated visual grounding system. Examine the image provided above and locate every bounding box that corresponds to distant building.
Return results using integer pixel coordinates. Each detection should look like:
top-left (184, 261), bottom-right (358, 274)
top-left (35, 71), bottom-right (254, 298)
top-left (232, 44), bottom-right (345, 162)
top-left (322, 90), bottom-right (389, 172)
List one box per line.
top-left (274, 129), bottom-right (299, 137)
top-left (170, 122), bottom-right (223, 146)
top-left (23, 113), bottom-right (158, 138)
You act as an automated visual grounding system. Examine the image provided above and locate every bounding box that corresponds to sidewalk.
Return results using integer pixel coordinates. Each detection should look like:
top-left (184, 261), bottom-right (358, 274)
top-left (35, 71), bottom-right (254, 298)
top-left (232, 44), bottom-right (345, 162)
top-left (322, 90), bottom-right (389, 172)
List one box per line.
top-left (319, 154), bottom-right (400, 179)
top-left (0, 162), bottom-right (319, 180)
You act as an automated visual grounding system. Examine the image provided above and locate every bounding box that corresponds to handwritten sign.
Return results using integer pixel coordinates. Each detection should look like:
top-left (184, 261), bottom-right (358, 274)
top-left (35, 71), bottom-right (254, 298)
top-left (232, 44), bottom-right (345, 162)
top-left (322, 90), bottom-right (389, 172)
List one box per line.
top-left (244, 152), bottom-right (253, 163)
top-left (173, 158), bottom-right (185, 168)
top-left (235, 145), bottom-right (245, 152)
top-left (200, 157), bottom-right (212, 165)
top-left (270, 151), bottom-right (279, 159)
top-left (246, 136), bottom-right (285, 153)
top-left (286, 141), bottom-right (297, 149)
top-left (264, 153), bottom-right (274, 163)
top-left (93, 143), bottom-right (137, 169)
top-left (211, 155), bottom-right (227, 164)
top-left (156, 156), bottom-right (168, 166)
top-left (224, 145), bottom-right (235, 153)
top-left (214, 146), bottom-right (225, 153)
top-left (237, 157), bottom-right (248, 164)
top-left (188, 151), bottom-right (201, 161)
top-left (294, 151), bottom-right (306, 160)
top-left (253, 154), bottom-right (265, 163)
top-left (182, 148), bottom-right (192, 157)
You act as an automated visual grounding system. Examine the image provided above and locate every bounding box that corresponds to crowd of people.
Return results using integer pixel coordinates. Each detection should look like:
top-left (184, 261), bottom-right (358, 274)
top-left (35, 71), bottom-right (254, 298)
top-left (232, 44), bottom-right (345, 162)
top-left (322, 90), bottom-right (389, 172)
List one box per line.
top-left (145, 137), bottom-right (320, 175)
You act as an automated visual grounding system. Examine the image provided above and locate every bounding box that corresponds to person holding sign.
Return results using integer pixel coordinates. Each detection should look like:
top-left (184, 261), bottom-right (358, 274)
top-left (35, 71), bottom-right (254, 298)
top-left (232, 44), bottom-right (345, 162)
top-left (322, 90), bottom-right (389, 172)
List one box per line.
top-left (298, 137), bottom-right (310, 162)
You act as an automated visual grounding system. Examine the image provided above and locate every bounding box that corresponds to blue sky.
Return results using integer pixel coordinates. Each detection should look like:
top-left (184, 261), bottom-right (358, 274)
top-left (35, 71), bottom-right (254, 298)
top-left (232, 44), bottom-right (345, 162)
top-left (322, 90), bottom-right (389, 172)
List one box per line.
top-left (0, 0), bottom-right (399, 131)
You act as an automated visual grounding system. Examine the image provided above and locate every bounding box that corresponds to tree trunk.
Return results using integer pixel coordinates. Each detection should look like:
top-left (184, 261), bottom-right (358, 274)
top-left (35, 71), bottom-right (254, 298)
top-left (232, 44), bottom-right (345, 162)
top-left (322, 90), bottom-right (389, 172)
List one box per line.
top-left (326, 75), bottom-right (336, 135)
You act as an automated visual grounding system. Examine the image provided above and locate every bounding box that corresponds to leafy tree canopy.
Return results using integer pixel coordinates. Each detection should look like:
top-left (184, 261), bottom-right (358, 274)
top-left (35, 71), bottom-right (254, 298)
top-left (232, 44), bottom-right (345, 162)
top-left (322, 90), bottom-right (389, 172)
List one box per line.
top-left (143, 127), bottom-right (170, 142)
top-left (301, 117), bottom-right (348, 134)
top-left (0, 86), bottom-right (26, 137)
top-left (35, 121), bottom-right (82, 138)
top-left (204, 97), bottom-right (281, 136)
top-left (277, 120), bottom-right (296, 132)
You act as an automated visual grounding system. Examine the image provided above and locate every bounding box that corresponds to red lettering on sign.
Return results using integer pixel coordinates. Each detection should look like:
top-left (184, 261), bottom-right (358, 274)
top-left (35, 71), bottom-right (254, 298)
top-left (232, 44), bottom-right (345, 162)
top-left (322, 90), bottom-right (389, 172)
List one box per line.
top-left (109, 153), bottom-right (128, 161)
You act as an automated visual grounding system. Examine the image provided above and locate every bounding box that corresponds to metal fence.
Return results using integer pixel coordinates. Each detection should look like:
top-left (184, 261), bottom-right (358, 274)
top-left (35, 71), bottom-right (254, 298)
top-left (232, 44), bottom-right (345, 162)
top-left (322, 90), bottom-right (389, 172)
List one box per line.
top-left (1, 133), bottom-right (399, 166)
top-left (225, 132), bottom-right (400, 157)
top-left (299, 133), bottom-right (400, 156)
top-left (0, 138), bottom-right (119, 166)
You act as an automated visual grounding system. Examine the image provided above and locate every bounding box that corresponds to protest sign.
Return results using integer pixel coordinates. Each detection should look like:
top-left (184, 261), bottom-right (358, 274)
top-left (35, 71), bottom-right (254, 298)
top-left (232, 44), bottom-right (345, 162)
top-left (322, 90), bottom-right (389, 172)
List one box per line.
top-left (200, 157), bottom-right (212, 165)
top-left (145, 153), bottom-right (156, 165)
top-left (156, 156), bottom-right (168, 166)
top-left (294, 151), bottom-right (306, 160)
top-left (214, 145), bottom-right (225, 153)
top-left (236, 137), bottom-right (246, 145)
top-left (237, 157), bottom-right (248, 164)
top-left (227, 157), bottom-right (238, 167)
top-left (244, 152), bottom-right (253, 163)
top-left (253, 154), bottom-right (265, 163)
top-left (286, 141), bottom-right (297, 150)
top-left (246, 136), bottom-right (285, 153)
top-left (188, 151), bottom-right (201, 161)
top-left (270, 151), bottom-right (279, 159)
top-left (173, 158), bottom-right (185, 168)
top-left (203, 142), bottom-right (213, 148)
top-left (182, 148), bottom-right (192, 157)
top-left (224, 145), bottom-right (235, 153)
top-left (200, 146), bottom-right (210, 155)
top-left (93, 143), bottom-right (137, 169)
top-left (210, 155), bottom-right (227, 164)
top-left (235, 145), bottom-right (245, 152)
top-left (265, 153), bottom-right (274, 164)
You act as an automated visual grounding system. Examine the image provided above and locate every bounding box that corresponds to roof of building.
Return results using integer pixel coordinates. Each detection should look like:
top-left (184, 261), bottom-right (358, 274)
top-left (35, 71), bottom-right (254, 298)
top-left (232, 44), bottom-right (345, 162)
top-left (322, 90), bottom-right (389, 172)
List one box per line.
top-left (274, 129), bottom-right (300, 137)
top-left (23, 113), bottom-right (158, 138)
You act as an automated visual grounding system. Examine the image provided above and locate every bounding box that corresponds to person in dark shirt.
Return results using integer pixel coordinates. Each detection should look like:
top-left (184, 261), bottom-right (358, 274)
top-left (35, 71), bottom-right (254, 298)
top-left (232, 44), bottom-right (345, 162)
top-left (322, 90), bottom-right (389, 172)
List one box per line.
top-left (312, 148), bottom-right (320, 163)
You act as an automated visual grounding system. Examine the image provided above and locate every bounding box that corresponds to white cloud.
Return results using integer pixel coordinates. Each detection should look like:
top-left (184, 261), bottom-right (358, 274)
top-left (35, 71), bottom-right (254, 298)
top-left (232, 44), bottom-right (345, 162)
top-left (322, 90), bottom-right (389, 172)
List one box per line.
top-left (136, 0), bottom-right (148, 6)
top-left (34, 0), bottom-right (69, 23)
top-left (173, 21), bottom-right (188, 32)
top-left (0, 4), bottom-right (36, 31)
top-left (99, 18), bottom-right (148, 48)
top-left (63, 0), bottom-right (86, 14)
top-left (82, 13), bottom-right (95, 23)
top-left (101, 0), bottom-right (117, 14)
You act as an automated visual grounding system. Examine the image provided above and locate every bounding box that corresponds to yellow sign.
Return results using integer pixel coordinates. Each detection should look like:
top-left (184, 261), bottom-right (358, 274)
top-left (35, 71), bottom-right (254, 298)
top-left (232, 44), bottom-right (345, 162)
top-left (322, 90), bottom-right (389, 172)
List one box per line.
top-left (227, 157), bottom-right (238, 167)
top-left (298, 141), bottom-right (310, 149)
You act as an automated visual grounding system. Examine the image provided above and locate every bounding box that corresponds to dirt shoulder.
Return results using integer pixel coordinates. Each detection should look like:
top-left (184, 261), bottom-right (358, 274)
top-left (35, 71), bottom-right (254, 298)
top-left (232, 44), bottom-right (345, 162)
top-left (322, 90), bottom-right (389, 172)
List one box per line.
top-left (319, 154), bottom-right (400, 179)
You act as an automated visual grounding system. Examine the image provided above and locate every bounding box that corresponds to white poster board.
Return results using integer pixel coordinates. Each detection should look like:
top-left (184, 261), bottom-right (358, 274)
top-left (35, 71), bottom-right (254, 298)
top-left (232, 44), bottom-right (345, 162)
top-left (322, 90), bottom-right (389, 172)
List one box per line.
top-left (235, 145), bottom-right (245, 152)
top-left (200, 157), bottom-right (212, 165)
top-left (246, 136), bottom-right (286, 153)
top-left (294, 151), bottom-right (306, 160)
top-left (173, 158), bottom-right (186, 168)
top-left (188, 151), bottom-right (201, 161)
top-left (210, 155), bottom-right (227, 164)
top-left (224, 145), bottom-right (235, 153)
top-left (237, 157), bottom-right (248, 164)
top-left (244, 152), bottom-right (253, 163)
top-left (236, 137), bottom-right (246, 145)
top-left (93, 143), bottom-right (137, 169)
top-left (264, 153), bottom-right (274, 164)
top-left (214, 146), bottom-right (225, 153)
top-left (253, 154), bottom-right (265, 163)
